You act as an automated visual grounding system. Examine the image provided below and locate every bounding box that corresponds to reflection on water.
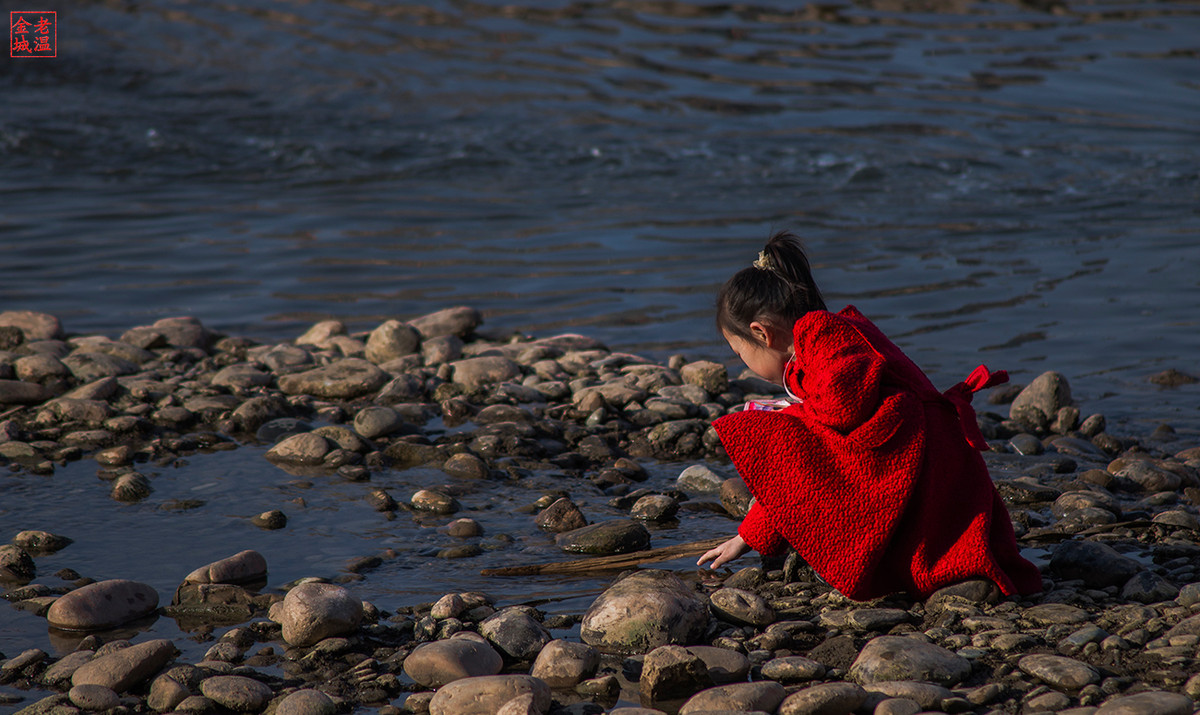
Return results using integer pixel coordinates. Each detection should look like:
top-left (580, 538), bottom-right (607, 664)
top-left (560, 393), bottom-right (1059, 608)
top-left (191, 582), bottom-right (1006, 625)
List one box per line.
top-left (0, 445), bottom-right (729, 664)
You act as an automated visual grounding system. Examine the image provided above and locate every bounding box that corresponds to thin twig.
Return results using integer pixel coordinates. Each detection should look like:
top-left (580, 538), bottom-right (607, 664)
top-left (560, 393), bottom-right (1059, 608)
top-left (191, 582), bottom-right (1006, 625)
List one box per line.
top-left (480, 537), bottom-right (728, 577)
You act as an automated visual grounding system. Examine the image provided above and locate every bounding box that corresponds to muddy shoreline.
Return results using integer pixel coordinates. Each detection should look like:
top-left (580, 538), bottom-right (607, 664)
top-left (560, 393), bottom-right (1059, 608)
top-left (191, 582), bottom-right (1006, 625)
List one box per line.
top-left (2, 308), bottom-right (1200, 715)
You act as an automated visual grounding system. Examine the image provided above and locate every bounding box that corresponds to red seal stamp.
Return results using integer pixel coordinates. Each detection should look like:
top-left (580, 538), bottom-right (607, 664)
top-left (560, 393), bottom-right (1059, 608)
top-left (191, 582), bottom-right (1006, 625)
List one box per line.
top-left (10, 11), bottom-right (56, 58)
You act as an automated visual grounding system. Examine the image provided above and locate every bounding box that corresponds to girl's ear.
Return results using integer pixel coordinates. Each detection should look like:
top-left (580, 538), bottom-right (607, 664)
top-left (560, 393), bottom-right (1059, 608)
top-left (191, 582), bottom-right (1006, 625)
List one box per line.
top-left (748, 321), bottom-right (772, 347)
top-left (750, 320), bottom-right (789, 351)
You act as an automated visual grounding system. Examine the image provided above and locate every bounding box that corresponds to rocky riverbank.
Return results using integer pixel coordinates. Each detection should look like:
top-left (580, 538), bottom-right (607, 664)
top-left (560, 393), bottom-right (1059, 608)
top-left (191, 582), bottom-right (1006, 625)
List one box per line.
top-left (2, 308), bottom-right (1200, 715)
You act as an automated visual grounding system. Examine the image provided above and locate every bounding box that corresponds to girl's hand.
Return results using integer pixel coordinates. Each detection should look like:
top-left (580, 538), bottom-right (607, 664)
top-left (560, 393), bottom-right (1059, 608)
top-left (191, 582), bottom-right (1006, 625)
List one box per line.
top-left (697, 534), bottom-right (751, 570)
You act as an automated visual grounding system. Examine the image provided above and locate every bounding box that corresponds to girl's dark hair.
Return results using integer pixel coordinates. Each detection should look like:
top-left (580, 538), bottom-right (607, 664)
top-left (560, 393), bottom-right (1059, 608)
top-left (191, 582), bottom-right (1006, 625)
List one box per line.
top-left (717, 231), bottom-right (826, 342)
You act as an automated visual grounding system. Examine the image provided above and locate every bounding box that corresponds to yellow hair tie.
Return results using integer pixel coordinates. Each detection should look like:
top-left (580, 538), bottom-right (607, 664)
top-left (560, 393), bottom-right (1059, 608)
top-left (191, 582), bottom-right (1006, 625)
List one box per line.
top-left (753, 251), bottom-right (773, 271)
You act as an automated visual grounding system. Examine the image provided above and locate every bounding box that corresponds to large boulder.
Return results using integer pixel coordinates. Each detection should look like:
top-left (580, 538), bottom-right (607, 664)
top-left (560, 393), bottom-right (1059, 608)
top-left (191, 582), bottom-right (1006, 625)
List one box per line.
top-left (269, 582), bottom-right (362, 646)
top-left (365, 320), bottom-right (421, 364)
top-left (1010, 371), bottom-right (1072, 428)
top-left (0, 310), bottom-right (63, 341)
top-left (71, 639), bottom-right (177, 693)
top-left (849, 636), bottom-right (971, 686)
top-left (277, 359), bottom-right (389, 399)
top-left (580, 570), bottom-right (709, 655)
top-left (47, 579), bottom-right (159, 631)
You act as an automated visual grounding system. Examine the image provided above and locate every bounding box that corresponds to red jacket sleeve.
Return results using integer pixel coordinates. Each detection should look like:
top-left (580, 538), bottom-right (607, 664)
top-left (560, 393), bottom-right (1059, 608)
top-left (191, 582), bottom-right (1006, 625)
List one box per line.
top-left (738, 500), bottom-right (788, 557)
top-left (793, 312), bottom-right (887, 434)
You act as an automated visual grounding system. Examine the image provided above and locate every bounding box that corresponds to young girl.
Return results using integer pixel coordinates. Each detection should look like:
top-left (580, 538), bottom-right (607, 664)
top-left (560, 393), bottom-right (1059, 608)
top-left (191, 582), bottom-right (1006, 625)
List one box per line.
top-left (697, 232), bottom-right (1041, 601)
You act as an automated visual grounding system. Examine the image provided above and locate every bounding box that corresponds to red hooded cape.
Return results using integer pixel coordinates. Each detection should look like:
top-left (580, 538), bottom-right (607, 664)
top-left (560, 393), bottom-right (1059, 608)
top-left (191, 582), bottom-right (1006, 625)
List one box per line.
top-left (713, 306), bottom-right (1041, 601)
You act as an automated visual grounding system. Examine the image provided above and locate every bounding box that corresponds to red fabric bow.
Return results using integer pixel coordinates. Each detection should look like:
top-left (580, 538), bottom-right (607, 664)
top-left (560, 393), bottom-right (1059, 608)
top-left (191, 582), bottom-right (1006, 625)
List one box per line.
top-left (941, 364), bottom-right (1008, 451)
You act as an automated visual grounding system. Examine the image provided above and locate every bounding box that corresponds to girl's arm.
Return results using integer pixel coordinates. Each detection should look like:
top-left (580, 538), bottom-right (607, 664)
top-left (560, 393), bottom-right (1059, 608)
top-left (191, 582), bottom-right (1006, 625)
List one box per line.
top-left (738, 499), bottom-right (787, 556)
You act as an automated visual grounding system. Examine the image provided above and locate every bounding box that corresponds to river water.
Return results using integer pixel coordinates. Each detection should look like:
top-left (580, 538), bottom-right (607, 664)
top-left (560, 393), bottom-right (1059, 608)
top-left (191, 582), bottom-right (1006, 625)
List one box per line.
top-left (1, 0), bottom-right (1199, 705)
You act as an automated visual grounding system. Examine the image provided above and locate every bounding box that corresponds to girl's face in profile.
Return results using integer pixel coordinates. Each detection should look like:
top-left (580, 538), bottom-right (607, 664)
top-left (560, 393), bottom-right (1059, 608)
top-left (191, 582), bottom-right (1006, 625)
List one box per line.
top-left (723, 325), bottom-right (791, 385)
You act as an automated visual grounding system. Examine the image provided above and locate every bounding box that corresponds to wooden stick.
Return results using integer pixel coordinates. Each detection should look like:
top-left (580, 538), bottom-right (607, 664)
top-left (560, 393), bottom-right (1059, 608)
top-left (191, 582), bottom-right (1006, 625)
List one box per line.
top-left (480, 537), bottom-right (729, 577)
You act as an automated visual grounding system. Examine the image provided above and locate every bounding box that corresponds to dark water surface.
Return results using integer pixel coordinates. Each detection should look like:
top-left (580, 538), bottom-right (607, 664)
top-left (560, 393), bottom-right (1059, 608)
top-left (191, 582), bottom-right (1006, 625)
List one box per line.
top-left (1, 0), bottom-right (1199, 705)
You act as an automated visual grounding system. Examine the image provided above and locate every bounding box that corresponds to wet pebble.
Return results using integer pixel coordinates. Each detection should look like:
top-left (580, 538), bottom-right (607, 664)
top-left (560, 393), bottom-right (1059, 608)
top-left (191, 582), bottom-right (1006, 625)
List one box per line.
top-left (849, 636), bottom-right (971, 686)
top-left (67, 684), bottom-right (120, 711)
top-left (0, 310), bottom-right (63, 341)
top-left (1121, 570), bottom-right (1179, 603)
top-left (556, 520), bottom-right (649, 555)
top-left (759, 655), bottom-right (825, 683)
top-left (427, 674), bottom-right (550, 715)
top-left (446, 517), bottom-right (483, 537)
top-left (676, 464), bottom-right (725, 495)
top-left (0, 379), bottom-right (51, 404)
top-left (276, 689), bottom-right (337, 715)
top-left (709, 587), bottom-right (775, 628)
top-left (480, 608), bottom-right (552, 661)
top-left (863, 681), bottom-right (952, 709)
top-left (1050, 540), bottom-right (1141, 588)
top-left (679, 361), bottom-right (728, 395)
top-left (365, 320), bottom-right (420, 364)
top-left (403, 637), bottom-right (504, 688)
top-left (678, 681), bottom-right (785, 714)
top-left (1050, 435), bottom-right (1109, 460)
top-left (412, 489), bottom-right (460, 514)
top-left (265, 432), bottom-right (330, 464)
top-left (639, 645), bottom-right (713, 703)
top-left (777, 682), bottom-right (866, 715)
top-left (411, 306), bottom-right (481, 340)
top-left (818, 607), bottom-right (911, 632)
top-left (873, 697), bottom-right (922, 715)
top-left (1010, 371), bottom-right (1072, 429)
top-left (352, 406), bottom-right (404, 439)
top-left (719, 478), bottom-right (753, 518)
top-left (530, 640), bottom-right (600, 689)
top-left (443, 452), bottom-right (489, 479)
top-left (1017, 653), bottom-right (1100, 692)
top-left (251, 510), bottom-right (287, 529)
top-left (438, 544), bottom-right (482, 559)
top-left (277, 358), bottom-right (387, 399)
top-left (199, 675), bottom-right (273, 712)
top-left (211, 364), bottom-right (271, 390)
top-left (1021, 603), bottom-right (1089, 626)
top-left (181, 550), bottom-right (267, 587)
top-left (367, 489), bottom-right (398, 512)
top-left (1114, 459), bottom-right (1181, 492)
top-left (110, 472), bottom-right (152, 502)
top-left (679, 646), bottom-right (747, 685)
top-left (1094, 691), bottom-right (1195, 714)
top-left (451, 356), bottom-right (522, 391)
top-left (0, 544), bottom-right (36, 583)
top-left (631, 494), bottom-right (678, 521)
top-left (1010, 433), bottom-right (1044, 455)
top-left (535, 498), bottom-right (587, 533)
